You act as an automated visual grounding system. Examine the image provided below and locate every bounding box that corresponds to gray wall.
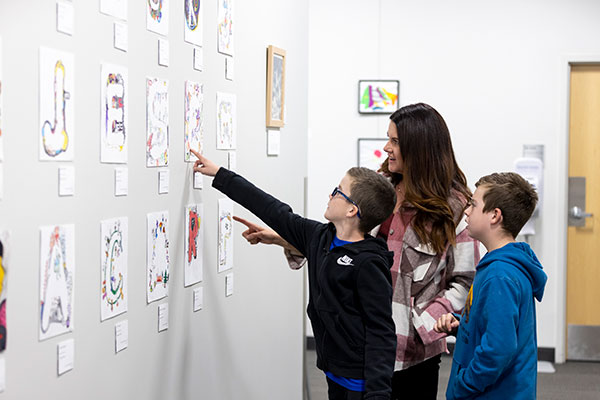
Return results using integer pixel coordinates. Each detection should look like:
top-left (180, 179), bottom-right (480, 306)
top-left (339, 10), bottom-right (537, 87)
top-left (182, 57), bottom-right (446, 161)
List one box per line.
top-left (0, 0), bottom-right (308, 398)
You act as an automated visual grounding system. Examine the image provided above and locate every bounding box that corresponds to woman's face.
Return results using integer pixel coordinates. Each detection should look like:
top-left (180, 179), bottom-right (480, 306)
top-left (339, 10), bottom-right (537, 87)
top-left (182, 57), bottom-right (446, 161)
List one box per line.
top-left (384, 121), bottom-right (404, 173)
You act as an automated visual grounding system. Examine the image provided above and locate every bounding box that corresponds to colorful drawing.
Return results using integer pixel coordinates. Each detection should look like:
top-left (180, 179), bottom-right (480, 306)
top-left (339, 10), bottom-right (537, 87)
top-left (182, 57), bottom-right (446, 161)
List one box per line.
top-left (184, 81), bottom-right (204, 161)
top-left (184, 0), bottom-right (203, 46)
top-left (100, 217), bottom-right (128, 321)
top-left (358, 80), bottom-right (399, 114)
top-left (147, 0), bottom-right (169, 36)
top-left (147, 211), bottom-right (169, 303)
top-left (39, 225), bottom-right (75, 341)
top-left (357, 138), bottom-right (388, 171)
top-left (0, 231), bottom-right (8, 351)
top-left (185, 204), bottom-right (203, 286)
top-left (40, 47), bottom-right (75, 161)
top-left (146, 77), bottom-right (169, 167)
top-left (217, 0), bottom-right (234, 56)
top-left (218, 198), bottom-right (233, 272)
top-left (216, 92), bottom-right (236, 150)
top-left (101, 64), bottom-right (128, 164)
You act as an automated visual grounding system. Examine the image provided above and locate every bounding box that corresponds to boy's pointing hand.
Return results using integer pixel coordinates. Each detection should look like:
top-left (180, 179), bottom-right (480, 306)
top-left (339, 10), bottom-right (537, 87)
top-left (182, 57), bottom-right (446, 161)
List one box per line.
top-left (191, 149), bottom-right (220, 176)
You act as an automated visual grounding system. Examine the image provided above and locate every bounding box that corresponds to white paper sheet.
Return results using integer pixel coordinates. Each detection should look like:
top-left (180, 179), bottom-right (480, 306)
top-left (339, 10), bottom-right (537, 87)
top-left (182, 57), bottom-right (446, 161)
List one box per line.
top-left (56, 1), bottom-right (74, 36)
top-left (101, 0), bottom-right (128, 20)
top-left (225, 56), bottom-right (234, 81)
top-left (267, 129), bottom-right (280, 156)
top-left (216, 92), bottom-right (236, 150)
top-left (228, 151), bottom-right (236, 171)
top-left (115, 320), bottom-right (128, 353)
top-left (113, 22), bottom-right (128, 52)
top-left (193, 47), bottom-right (203, 71)
top-left (185, 204), bottom-right (203, 286)
top-left (218, 198), bottom-right (233, 272)
top-left (147, 211), bottom-right (169, 303)
top-left (100, 63), bottom-right (128, 163)
top-left (146, 77), bottom-right (169, 167)
top-left (0, 359), bottom-right (5, 392)
top-left (158, 39), bottom-right (169, 67)
top-left (58, 166), bottom-right (74, 196)
top-left (217, 0), bottom-right (234, 56)
top-left (146, 0), bottom-right (169, 36)
top-left (158, 303), bottom-right (169, 331)
top-left (158, 170), bottom-right (169, 194)
top-left (184, 0), bottom-right (203, 46)
top-left (193, 171), bottom-right (203, 189)
top-left (225, 273), bottom-right (234, 297)
top-left (193, 287), bottom-right (203, 312)
top-left (100, 217), bottom-right (128, 321)
top-left (57, 339), bottom-right (74, 375)
top-left (184, 81), bottom-right (204, 162)
top-left (114, 167), bottom-right (128, 196)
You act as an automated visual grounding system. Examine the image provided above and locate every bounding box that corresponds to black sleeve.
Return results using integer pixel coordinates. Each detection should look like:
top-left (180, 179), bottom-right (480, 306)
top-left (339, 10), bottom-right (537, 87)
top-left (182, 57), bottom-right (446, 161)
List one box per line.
top-left (212, 167), bottom-right (324, 256)
top-left (356, 256), bottom-right (396, 399)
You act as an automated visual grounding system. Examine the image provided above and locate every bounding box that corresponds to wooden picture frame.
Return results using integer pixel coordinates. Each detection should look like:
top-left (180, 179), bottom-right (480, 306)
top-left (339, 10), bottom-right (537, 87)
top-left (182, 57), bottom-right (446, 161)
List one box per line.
top-left (266, 45), bottom-right (286, 127)
top-left (358, 80), bottom-right (400, 114)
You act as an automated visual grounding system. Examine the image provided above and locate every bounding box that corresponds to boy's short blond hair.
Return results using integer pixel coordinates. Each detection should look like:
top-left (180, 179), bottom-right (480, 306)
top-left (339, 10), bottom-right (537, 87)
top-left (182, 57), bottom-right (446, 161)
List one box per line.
top-left (475, 172), bottom-right (538, 238)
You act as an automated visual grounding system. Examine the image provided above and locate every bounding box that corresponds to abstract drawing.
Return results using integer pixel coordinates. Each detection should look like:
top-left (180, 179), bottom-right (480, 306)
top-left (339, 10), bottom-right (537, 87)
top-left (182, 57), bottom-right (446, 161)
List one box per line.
top-left (358, 80), bottom-right (399, 114)
top-left (266, 46), bottom-right (286, 127)
top-left (147, 0), bottom-right (169, 36)
top-left (146, 77), bottom-right (169, 167)
top-left (357, 138), bottom-right (388, 171)
top-left (185, 204), bottom-right (203, 286)
top-left (216, 92), bottom-right (236, 150)
top-left (0, 231), bottom-right (8, 351)
top-left (184, 81), bottom-right (203, 161)
top-left (218, 198), bottom-right (233, 272)
top-left (101, 64), bottom-right (128, 164)
top-left (147, 211), bottom-right (169, 303)
top-left (217, 0), bottom-right (234, 56)
top-left (40, 47), bottom-right (75, 161)
top-left (100, 217), bottom-right (128, 321)
top-left (39, 225), bottom-right (75, 341)
top-left (184, 0), bottom-right (203, 46)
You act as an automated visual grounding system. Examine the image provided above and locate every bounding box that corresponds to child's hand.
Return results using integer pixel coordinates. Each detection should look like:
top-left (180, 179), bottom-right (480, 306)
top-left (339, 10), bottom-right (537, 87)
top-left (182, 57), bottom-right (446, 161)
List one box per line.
top-left (191, 149), bottom-right (220, 176)
top-left (434, 313), bottom-right (459, 334)
top-left (233, 216), bottom-right (281, 245)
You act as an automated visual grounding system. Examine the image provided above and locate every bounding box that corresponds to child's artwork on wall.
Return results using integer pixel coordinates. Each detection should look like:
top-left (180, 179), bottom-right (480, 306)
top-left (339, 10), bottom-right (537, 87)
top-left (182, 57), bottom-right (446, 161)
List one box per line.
top-left (184, 0), bottom-right (203, 46)
top-left (266, 46), bottom-right (286, 128)
top-left (101, 64), bottom-right (128, 164)
top-left (218, 198), bottom-right (233, 272)
top-left (146, 77), bottom-right (169, 167)
top-left (217, 0), bottom-right (234, 56)
top-left (146, 0), bottom-right (169, 36)
top-left (100, 0), bottom-right (128, 20)
top-left (358, 80), bottom-right (399, 114)
top-left (216, 92), bottom-right (236, 150)
top-left (147, 211), bottom-right (169, 303)
top-left (39, 47), bottom-right (75, 161)
top-left (0, 231), bottom-right (9, 351)
top-left (100, 217), bottom-right (128, 321)
top-left (39, 224), bottom-right (75, 341)
top-left (185, 204), bottom-right (203, 286)
top-left (357, 138), bottom-right (388, 171)
top-left (184, 81), bottom-right (204, 162)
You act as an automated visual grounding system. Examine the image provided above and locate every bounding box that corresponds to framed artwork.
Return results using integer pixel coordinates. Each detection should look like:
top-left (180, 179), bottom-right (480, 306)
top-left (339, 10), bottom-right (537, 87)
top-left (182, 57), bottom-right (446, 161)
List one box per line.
top-left (358, 80), bottom-right (399, 114)
top-left (357, 138), bottom-right (388, 171)
top-left (266, 45), bottom-right (286, 128)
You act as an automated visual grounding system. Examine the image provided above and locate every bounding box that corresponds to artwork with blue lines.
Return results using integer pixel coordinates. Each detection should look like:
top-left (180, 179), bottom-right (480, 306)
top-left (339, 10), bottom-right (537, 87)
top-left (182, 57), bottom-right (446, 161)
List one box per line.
top-left (147, 0), bottom-right (169, 36)
top-left (184, 0), bottom-right (202, 46)
top-left (101, 217), bottom-right (128, 321)
top-left (217, 0), bottom-right (234, 56)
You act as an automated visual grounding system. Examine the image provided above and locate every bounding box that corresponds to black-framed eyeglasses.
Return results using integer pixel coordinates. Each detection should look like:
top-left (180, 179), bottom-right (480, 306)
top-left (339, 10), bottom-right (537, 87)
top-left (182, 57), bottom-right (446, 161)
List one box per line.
top-left (331, 187), bottom-right (362, 219)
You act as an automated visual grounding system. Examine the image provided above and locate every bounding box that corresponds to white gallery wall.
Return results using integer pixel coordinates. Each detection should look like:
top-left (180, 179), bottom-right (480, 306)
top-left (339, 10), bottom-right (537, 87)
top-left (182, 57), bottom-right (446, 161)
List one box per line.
top-left (307, 0), bottom-right (600, 360)
top-left (0, 0), bottom-right (308, 399)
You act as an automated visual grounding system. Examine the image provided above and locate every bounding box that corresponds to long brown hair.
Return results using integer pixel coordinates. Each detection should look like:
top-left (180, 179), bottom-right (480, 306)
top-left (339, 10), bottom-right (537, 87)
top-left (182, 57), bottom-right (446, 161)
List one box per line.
top-left (382, 103), bottom-right (471, 254)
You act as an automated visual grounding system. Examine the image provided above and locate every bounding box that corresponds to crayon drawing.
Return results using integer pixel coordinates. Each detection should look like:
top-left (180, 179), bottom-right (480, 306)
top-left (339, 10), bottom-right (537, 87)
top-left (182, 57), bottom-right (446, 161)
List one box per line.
top-left (147, 211), bottom-right (169, 303)
top-left (357, 138), bottom-right (388, 171)
top-left (358, 80), bottom-right (399, 114)
top-left (184, 81), bottom-right (204, 161)
top-left (0, 231), bottom-right (8, 351)
top-left (101, 64), bottom-right (128, 164)
top-left (147, 0), bottom-right (169, 36)
top-left (217, 0), bottom-right (234, 56)
top-left (185, 204), bottom-right (203, 286)
top-left (216, 92), bottom-right (236, 150)
top-left (218, 198), bottom-right (233, 272)
top-left (39, 225), bottom-right (75, 341)
top-left (184, 0), bottom-right (203, 46)
top-left (100, 217), bottom-right (128, 321)
top-left (146, 77), bottom-right (169, 167)
top-left (39, 47), bottom-right (75, 161)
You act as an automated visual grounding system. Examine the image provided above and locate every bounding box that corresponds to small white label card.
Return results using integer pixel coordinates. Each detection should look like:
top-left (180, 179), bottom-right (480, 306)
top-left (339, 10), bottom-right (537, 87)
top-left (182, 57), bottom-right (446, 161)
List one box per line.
top-left (193, 171), bottom-right (203, 190)
top-left (193, 47), bottom-right (203, 71)
top-left (114, 22), bottom-right (128, 52)
top-left (0, 359), bottom-right (5, 392)
top-left (225, 56), bottom-right (234, 81)
top-left (115, 167), bottom-right (128, 196)
top-left (193, 287), bottom-right (203, 312)
top-left (225, 273), bottom-right (234, 297)
top-left (57, 338), bottom-right (74, 376)
top-left (158, 170), bottom-right (169, 194)
top-left (158, 303), bottom-right (169, 332)
top-left (56, 1), bottom-right (74, 36)
top-left (101, 0), bottom-right (128, 21)
top-left (267, 129), bottom-right (281, 156)
top-left (115, 320), bottom-right (129, 353)
top-left (58, 166), bottom-right (75, 196)
top-left (228, 151), bottom-right (236, 171)
top-left (158, 39), bottom-right (170, 67)
top-left (0, 164), bottom-right (4, 201)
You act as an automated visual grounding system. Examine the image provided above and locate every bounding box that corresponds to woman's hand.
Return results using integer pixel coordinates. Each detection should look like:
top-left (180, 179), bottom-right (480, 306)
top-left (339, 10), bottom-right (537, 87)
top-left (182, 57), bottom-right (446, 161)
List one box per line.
top-left (191, 149), bottom-right (220, 176)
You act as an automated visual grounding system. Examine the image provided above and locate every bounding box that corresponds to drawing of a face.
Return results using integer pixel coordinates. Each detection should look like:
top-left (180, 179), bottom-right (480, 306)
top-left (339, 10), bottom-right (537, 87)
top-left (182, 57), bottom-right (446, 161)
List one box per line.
top-left (148, 0), bottom-right (163, 22)
top-left (42, 60), bottom-right (70, 157)
top-left (105, 73), bottom-right (125, 149)
top-left (185, 0), bottom-right (201, 30)
top-left (102, 223), bottom-right (124, 311)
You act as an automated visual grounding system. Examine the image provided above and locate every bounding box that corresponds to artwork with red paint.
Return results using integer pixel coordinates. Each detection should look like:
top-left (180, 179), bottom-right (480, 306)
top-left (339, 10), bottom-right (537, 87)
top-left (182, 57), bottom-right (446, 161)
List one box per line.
top-left (185, 204), bottom-right (203, 286)
top-left (357, 138), bottom-right (388, 171)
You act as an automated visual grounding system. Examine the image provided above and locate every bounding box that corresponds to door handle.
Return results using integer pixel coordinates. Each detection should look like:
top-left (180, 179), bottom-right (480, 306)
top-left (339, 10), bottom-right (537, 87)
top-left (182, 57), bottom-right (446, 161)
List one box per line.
top-left (569, 206), bottom-right (593, 219)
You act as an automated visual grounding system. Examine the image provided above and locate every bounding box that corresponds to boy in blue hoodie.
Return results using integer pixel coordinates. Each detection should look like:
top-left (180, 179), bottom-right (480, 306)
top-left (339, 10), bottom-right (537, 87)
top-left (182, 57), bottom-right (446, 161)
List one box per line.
top-left (434, 172), bottom-right (547, 400)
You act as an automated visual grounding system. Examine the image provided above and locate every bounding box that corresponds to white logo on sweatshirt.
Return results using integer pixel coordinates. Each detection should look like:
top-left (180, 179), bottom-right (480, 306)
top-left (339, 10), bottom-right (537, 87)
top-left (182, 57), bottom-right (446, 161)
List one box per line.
top-left (337, 255), bottom-right (354, 266)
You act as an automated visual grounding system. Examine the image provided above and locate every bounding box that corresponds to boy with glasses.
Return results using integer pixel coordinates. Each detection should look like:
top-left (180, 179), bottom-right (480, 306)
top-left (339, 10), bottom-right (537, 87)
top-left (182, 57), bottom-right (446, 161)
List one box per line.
top-left (192, 149), bottom-right (397, 400)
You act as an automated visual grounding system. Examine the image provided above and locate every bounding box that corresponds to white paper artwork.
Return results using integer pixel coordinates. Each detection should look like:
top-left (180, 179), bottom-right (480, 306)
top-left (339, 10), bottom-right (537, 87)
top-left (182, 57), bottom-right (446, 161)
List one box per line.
top-left (39, 47), bottom-right (75, 161)
top-left (39, 224), bottom-right (75, 341)
top-left (217, 0), bottom-right (234, 56)
top-left (0, 36), bottom-right (4, 161)
top-left (184, 81), bottom-right (204, 161)
top-left (147, 211), bottom-right (169, 303)
top-left (185, 204), bottom-right (203, 286)
top-left (101, 63), bottom-right (128, 163)
top-left (216, 92), bottom-right (236, 150)
top-left (217, 198), bottom-right (233, 272)
top-left (100, 217), bottom-right (128, 321)
top-left (146, 0), bottom-right (169, 36)
top-left (184, 0), bottom-right (203, 46)
top-left (146, 78), bottom-right (169, 167)
top-left (100, 0), bottom-right (128, 20)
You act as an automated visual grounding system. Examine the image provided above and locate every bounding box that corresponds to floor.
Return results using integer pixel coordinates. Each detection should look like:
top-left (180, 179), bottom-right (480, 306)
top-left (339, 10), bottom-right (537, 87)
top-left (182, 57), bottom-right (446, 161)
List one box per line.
top-left (305, 350), bottom-right (600, 399)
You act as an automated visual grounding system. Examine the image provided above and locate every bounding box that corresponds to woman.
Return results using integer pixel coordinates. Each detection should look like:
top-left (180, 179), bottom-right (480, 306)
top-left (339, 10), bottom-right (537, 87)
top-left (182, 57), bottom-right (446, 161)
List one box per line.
top-left (236, 103), bottom-right (479, 399)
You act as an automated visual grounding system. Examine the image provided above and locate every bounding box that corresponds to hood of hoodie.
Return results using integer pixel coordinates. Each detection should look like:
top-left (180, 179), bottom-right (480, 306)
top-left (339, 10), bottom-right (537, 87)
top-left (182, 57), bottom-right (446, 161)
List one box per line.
top-left (478, 242), bottom-right (547, 301)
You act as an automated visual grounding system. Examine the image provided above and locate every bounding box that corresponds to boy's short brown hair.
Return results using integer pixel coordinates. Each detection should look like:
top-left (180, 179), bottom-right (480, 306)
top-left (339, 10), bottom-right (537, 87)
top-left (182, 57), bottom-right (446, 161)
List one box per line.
top-left (475, 172), bottom-right (538, 238)
top-left (346, 167), bottom-right (397, 233)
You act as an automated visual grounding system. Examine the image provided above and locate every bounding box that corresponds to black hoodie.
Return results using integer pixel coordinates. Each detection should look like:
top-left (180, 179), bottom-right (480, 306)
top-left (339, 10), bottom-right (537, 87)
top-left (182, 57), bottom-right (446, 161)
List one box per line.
top-left (213, 168), bottom-right (396, 399)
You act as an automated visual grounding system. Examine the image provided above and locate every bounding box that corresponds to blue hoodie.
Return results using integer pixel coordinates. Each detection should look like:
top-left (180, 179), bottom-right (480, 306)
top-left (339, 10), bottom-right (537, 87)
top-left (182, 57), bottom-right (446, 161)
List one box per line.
top-left (446, 242), bottom-right (547, 400)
